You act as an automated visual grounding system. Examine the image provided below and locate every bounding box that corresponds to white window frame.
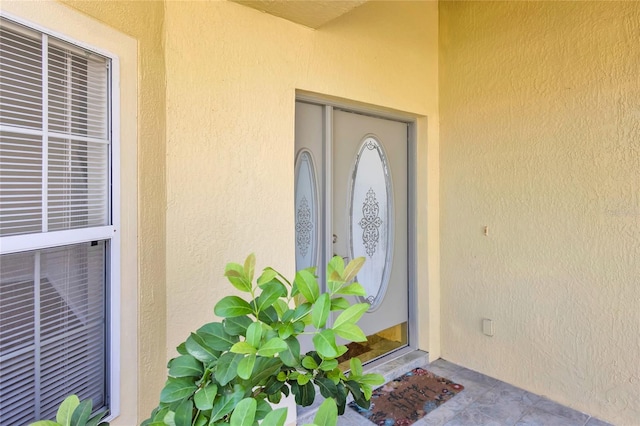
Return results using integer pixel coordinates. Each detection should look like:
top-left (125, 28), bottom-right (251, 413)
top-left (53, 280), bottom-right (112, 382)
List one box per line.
top-left (0, 11), bottom-right (122, 420)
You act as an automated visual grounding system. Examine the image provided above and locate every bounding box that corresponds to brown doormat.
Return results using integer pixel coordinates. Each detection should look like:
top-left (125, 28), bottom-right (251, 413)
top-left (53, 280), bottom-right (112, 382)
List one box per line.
top-left (349, 368), bottom-right (464, 425)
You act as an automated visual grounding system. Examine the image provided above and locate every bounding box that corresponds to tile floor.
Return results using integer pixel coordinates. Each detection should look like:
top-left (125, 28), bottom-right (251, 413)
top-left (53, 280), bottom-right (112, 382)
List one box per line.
top-left (298, 352), bottom-right (615, 426)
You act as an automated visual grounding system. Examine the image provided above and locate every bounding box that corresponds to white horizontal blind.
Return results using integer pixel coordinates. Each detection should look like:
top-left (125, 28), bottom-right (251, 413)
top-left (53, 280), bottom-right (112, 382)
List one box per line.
top-left (0, 19), bottom-right (110, 237)
top-left (0, 242), bottom-right (107, 424)
top-left (0, 16), bottom-right (111, 425)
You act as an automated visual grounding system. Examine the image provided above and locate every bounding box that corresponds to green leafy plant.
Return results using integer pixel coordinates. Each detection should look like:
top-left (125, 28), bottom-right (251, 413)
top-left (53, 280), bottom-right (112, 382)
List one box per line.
top-left (29, 395), bottom-right (108, 426)
top-left (143, 254), bottom-right (384, 426)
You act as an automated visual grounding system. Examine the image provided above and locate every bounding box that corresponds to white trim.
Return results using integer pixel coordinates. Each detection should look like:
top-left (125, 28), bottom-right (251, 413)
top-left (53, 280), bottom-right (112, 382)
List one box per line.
top-left (0, 226), bottom-right (116, 254)
top-left (108, 55), bottom-right (122, 421)
top-left (0, 124), bottom-right (111, 145)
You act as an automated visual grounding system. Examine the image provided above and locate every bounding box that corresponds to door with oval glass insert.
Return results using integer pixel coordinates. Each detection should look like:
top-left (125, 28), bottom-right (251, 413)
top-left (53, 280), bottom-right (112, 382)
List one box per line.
top-left (295, 102), bottom-right (409, 365)
top-left (332, 109), bottom-right (408, 362)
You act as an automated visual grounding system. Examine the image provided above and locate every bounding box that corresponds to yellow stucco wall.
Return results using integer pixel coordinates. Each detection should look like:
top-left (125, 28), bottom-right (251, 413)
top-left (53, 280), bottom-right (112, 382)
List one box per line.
top-left (440, 2), bottom-right (640, 424)
top-left (164, 0), bottom-right (440, 363)
top-left (56, 0), bottom-right (168, 421)
top-left (1, 0), bottom-right (437, 423)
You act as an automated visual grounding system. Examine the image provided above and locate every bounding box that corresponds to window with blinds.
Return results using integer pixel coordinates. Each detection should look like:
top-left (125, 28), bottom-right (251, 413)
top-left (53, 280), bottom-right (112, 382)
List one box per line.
top-left (0, 16), bottom-right (113, 425)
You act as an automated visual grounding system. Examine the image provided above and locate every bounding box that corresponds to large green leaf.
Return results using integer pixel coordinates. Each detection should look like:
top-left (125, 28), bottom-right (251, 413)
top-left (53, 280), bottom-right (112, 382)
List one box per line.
top-left (210, 385), bottom-right (245, 423)
top-left (256, 337), bottom-right (287, 357)
top-left (296, 373), bottom-right (311, 385)
top-left (243, 253), bottom-right (256, 283)
top-left (162, 410), bottom-right (175, 426)
top-left (174, 400), bottom-right (193, 426)
top-left (312, 329), bottom-right (338, 358)
top-left (224, 263), bottom-right (252, 292)
top-left (215, 352), bottom-right (244, 386)
top-left (160, 377), bottom-right (197, 403)
top-left (193, 383), bottom-right (218, 410)
top-left (349, 357), bottom-right (363, 377)
top-left (329, 297), bottom-right (350, 311)
top-left (230, 341), bottom-right (257, 355)
top-left (343, 257), bottom-right (365, 282)
top-left (214, 296), bottom-right (254, 318)
top-left (294, 269), bottom-right (319, 303)
top-left (314, 377), bottom-right (338, 399)
top-left (237, 354), bottom-right (256, 380)
top-left (359, 373), bottom-right (385, 386)
top-left (361, 383), bottom-right (373, 400)
top-left (84, 409), bottom-right (108, 426)
top-left (29, 422), bottom-right (60, 426)
top-left (223, 316), bottom-right (252, 336)
top-left (277, 322), bottom-right (294, 340)
top-left (273, 299), bottom-right (289, 319)
top-left (259, 407), bottom-right (287, 426)
top-left (278, 336), bottom-right (300, 367)
top-left (290, 381), bottom-right (315, 406)
top-left (198, 322), bottom-right (239, 351)
top-left (313, 398), bottom-right (338, 426)
top-left (292, 320), bottom-right (306, 333)
top-left (57, 394), bottom-right (79, 426)
top-left (70, 399), bottom-right (92, 426)
top-left (257, 305), bottom-right (279, 324)
top-left (257, 268), bottom-right (277, 286)
top-left (255, 398), bottom-right (273, 421)
top-left (318, 358), bottom-right (338, 372)
top-left (250, 357), bottom-right (283, 387)
top-left (169, 355), bottom-right (204, 378)
top-left (193, 413), bottom-right (208, 426)
top-left (245, 322), bottom-right (262, 348)
top-left (292, 303), bottom-right (312, 322)
top-left (336, 282), bottom-right (366, 296)
top-left (263, 376), bottom-right (284, 395)
top-left (333, 323), bottom-right (367, 342)
top-left (311, 293), bottom-right (330, 329)
top-left (332, 303), bottom-right (369, 330)
top-left (301, 355), bottom-right (318, 370)
top-left (255, 281), bottom-right (287, 312)
top-left (327, 256), bottom-right (345, 281)
top-left (336, 345), bottom-right (348, 357)
top-left (151, 407), bottom-right (170, 423)
top-left (176, 342), bottom-right (188, 356)
top-left (345, 380), bottom-right (369, 409)
top-left (335, 382), bottom-right (347, 415)
top-left (230, 398), bottom-right (257, 426)
top-left (185, 332), bottom-right (219, 363)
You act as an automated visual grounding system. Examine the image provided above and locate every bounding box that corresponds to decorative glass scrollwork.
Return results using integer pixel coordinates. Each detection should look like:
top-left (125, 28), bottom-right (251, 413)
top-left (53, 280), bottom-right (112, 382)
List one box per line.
top-left (349, 136), bottom-right (394, 312)
top-left (294, 150), bottom-right (319, 271)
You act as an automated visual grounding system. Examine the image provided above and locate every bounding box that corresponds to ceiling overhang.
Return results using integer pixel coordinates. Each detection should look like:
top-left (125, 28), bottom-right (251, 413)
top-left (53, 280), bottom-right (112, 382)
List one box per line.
top-left (229, 0), bottom-right (369, 29)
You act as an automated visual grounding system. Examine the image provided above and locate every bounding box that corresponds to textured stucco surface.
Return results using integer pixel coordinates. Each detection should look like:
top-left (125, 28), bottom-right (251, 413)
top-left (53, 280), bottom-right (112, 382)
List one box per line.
top-left (163, 0), bottom-right (440, 358)
top-left (439, 2), bottom-right (640, 424)
top-left (58, 1), bottom-right (167, 421)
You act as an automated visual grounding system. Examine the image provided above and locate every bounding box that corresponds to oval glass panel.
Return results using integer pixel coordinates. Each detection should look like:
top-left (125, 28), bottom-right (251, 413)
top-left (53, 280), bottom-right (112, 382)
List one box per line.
top-left (294, 150), bottom-right (319, 271)
top-left (349, 136), bottom-right (394, 311)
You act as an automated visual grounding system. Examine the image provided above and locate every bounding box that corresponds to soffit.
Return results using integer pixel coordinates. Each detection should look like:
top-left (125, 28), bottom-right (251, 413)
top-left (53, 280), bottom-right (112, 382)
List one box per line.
top-left (229, 0), bottom-right (369, 29)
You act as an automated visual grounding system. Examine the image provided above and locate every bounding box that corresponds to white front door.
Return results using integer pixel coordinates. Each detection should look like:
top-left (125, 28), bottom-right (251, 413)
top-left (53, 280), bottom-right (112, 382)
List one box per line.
top-left (295, 101), bottom-right (410, 361)
top-left (332, 109), bottom-right (408, 337)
